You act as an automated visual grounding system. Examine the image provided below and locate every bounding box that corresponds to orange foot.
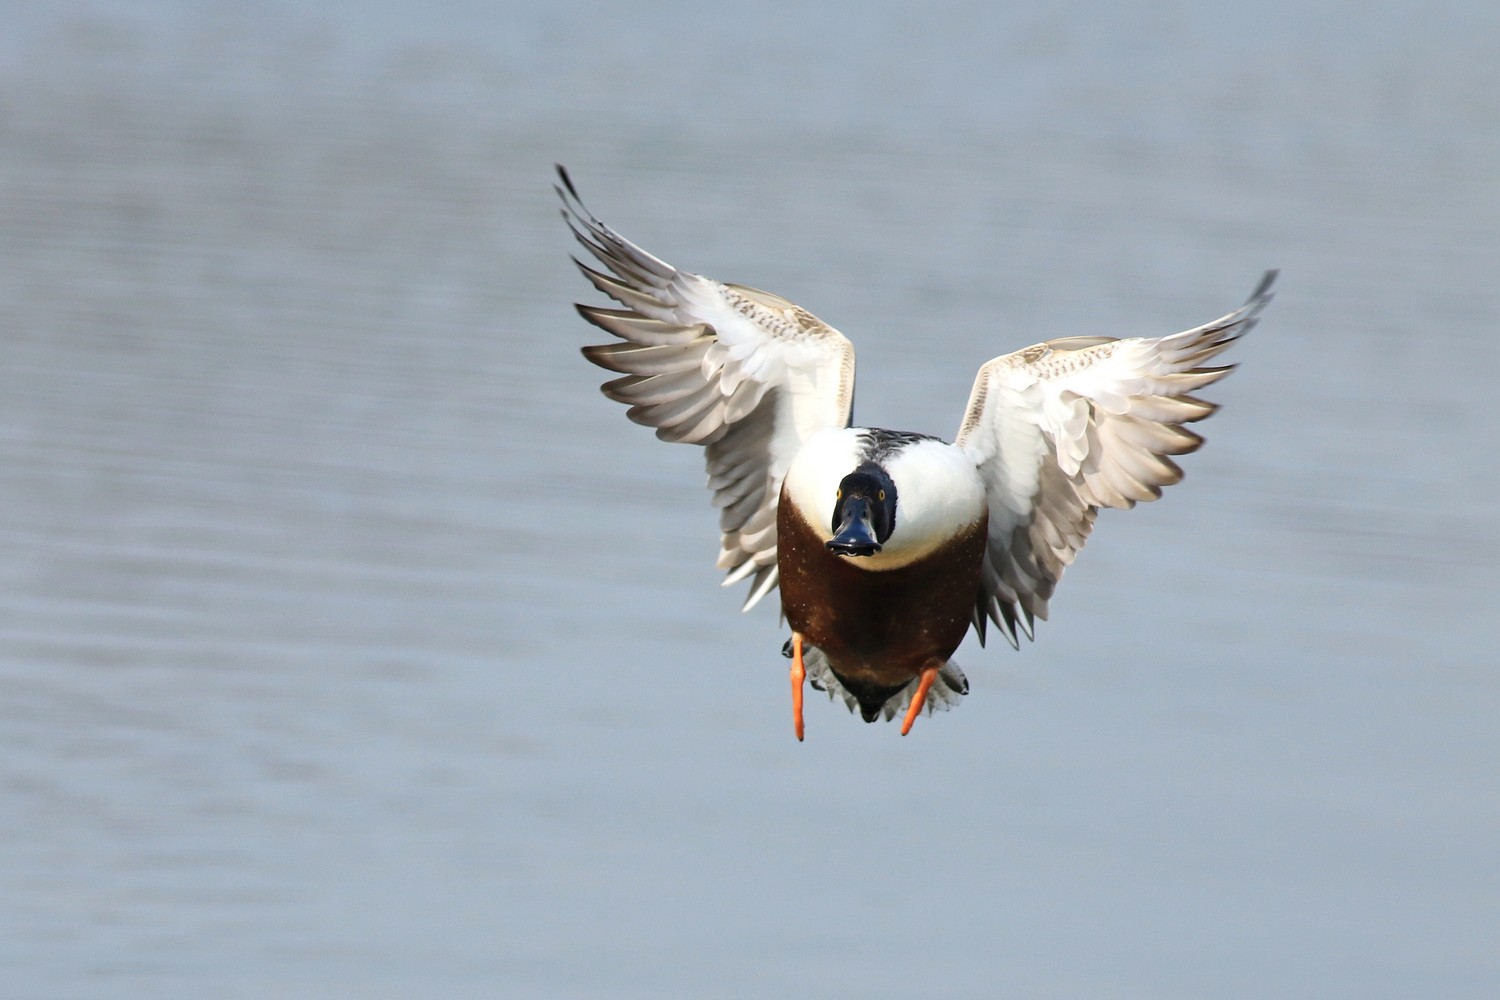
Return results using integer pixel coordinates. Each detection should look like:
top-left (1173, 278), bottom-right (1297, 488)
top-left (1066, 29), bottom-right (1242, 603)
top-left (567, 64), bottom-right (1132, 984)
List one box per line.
top-left (900, 664), bottom-right (940, 736)
top-left (789, 633), bottom-right (806, 742)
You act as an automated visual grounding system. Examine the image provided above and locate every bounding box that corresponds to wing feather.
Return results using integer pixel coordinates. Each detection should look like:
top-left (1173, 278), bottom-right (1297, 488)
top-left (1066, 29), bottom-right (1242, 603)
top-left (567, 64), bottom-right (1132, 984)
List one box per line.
top-left (956, 272), bottom-right (1275, 648)
top-left (559, 166), bottom-right (856, 610)
top-left (582, 341), bottom-right (713, 376)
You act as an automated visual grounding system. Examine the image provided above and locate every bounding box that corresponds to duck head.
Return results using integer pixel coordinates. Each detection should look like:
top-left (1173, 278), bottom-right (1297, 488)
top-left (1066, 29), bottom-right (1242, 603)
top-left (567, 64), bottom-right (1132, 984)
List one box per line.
top-left (826, 463), bottom-right (897, 557)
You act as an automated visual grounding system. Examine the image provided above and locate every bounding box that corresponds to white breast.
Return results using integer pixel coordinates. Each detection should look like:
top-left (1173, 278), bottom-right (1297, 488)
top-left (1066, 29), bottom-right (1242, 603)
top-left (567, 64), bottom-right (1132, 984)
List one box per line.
top-left (876, 438), bottom-right (987, 568)
top-left (781, 427), bottom-right (866, 533)
top-left (782, 428), bottom-right (987, 571)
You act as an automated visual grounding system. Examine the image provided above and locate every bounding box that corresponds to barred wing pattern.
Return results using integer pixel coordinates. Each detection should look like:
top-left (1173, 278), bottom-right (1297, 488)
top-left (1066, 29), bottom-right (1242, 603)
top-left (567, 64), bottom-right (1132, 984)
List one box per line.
top-left (955, 272), bottom-right (1276, 648)
top-left (558, 167), bottom-right (856, 610)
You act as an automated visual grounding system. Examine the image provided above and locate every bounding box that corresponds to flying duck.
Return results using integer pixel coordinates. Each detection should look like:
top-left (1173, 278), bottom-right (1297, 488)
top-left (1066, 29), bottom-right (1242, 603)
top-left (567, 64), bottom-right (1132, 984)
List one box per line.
top-left (556, 166), bottom-right (1274, 739)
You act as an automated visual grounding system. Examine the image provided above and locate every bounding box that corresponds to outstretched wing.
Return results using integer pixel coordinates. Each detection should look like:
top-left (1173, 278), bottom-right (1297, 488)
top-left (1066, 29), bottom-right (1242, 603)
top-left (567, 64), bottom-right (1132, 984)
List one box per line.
top-left (558, 166), bottom-right (856, 610)
top-left (954, 272), bottom-right (1276, 648)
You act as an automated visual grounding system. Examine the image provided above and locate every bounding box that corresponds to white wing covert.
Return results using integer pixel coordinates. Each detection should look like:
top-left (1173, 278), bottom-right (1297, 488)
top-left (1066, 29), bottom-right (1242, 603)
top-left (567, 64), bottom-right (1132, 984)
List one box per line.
top-left (557, 167), bottom-right (856, 610)
top-left (955, 272), bottom-right (1276, 648)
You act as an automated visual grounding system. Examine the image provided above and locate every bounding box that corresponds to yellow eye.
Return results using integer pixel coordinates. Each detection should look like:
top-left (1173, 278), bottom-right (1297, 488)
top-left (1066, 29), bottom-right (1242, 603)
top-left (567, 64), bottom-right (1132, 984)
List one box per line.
top-left (836, 488), bottom-right (842, 500)
top-left (878, 489), bottom-right (886, 501)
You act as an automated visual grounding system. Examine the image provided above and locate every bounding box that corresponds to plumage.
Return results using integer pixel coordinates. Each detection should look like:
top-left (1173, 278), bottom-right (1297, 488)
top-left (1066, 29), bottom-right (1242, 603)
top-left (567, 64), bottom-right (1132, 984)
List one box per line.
top-left (558, 164), bottom-right (1275, 737)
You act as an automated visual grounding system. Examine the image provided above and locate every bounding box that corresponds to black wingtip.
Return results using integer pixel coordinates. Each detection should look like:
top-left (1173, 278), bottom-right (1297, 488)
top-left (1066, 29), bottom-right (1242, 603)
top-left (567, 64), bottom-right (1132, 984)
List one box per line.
top-left (555, 163), bottom-right (581, 202)
top-left (1249, 269), bottom-right (1278, 304)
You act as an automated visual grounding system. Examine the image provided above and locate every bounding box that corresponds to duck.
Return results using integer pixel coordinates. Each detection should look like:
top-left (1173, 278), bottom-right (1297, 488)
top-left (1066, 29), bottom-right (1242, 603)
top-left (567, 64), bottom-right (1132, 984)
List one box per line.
top-left (556, 165), bottom-right (1274, 740)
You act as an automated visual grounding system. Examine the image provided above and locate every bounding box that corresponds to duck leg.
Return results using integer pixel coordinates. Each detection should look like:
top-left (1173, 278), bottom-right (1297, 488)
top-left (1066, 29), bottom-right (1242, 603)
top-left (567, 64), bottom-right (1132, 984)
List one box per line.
top-left (790, 632), bottom-right (806, 742)
top-left (900, 664), bottom-right (941, 736)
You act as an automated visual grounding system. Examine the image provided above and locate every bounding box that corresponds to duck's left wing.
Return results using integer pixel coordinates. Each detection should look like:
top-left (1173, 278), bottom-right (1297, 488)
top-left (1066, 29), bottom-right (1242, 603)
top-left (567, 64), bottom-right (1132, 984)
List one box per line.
top-left (954, 272), bottom-right (1276, 648)
top-left (558, 166), bottom-right (856, 610)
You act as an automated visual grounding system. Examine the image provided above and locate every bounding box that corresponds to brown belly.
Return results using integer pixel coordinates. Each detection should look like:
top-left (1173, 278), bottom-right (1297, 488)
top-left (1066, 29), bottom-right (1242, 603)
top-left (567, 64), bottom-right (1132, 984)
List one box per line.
top-left (777, 497), bottom-right (988, 690)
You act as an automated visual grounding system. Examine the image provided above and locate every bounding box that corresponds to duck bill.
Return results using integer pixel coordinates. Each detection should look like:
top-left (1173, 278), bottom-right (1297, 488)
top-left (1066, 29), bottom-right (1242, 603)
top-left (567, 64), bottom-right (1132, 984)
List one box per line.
top-left (826, 498), bottom-right (882, 556)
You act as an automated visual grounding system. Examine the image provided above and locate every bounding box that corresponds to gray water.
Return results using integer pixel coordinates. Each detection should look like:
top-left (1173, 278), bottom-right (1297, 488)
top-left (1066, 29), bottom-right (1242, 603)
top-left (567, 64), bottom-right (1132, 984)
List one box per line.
top-left (2, 2), bottom-right (1497, 997)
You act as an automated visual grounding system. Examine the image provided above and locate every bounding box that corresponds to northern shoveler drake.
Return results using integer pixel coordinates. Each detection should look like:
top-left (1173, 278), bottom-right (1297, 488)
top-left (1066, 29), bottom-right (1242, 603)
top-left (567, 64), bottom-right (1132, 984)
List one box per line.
top-left (557, 165), bottom-right (1275, 740)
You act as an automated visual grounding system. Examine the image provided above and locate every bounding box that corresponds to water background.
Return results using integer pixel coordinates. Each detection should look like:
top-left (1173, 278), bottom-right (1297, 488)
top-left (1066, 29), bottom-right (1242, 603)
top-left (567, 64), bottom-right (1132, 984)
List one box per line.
top-left (2, 2), bottom-right (1497, 997)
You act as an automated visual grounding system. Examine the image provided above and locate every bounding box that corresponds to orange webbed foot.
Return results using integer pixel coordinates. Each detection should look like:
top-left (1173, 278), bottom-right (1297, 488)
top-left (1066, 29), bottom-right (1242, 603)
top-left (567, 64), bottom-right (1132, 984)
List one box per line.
top-left (900, 665), bottom-right (940, 736)
top-left (790, 633), bottom-right (806, 742)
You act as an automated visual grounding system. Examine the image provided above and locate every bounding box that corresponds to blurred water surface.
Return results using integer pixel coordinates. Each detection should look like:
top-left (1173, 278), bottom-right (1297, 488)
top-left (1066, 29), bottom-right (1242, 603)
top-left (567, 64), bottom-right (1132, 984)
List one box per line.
top-left (1, 2), bottom-right (1497, 998)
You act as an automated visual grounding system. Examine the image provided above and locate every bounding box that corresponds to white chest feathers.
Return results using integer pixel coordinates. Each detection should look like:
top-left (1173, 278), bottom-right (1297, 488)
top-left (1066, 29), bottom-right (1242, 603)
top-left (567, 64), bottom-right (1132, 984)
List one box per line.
top-left (782, 428), bottom-right (987, 570)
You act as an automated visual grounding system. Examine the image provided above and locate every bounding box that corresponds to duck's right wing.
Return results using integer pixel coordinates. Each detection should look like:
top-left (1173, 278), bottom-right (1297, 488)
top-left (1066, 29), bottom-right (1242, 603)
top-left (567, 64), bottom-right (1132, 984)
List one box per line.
top-left (558, 166), bottom-right (856, 611)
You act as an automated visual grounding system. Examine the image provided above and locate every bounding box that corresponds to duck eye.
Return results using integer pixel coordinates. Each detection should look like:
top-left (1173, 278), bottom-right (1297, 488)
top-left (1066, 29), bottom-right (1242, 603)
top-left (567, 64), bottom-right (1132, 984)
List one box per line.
top-left (835, 488), bottom-right (842, 500)
top-left (878, 489), bottom-right (886, 501)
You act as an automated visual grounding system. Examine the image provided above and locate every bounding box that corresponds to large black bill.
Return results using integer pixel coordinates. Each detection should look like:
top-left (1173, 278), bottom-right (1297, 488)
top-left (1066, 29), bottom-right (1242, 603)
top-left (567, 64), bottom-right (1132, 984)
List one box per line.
top-left (826, 497), bottom-right (881, 556)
